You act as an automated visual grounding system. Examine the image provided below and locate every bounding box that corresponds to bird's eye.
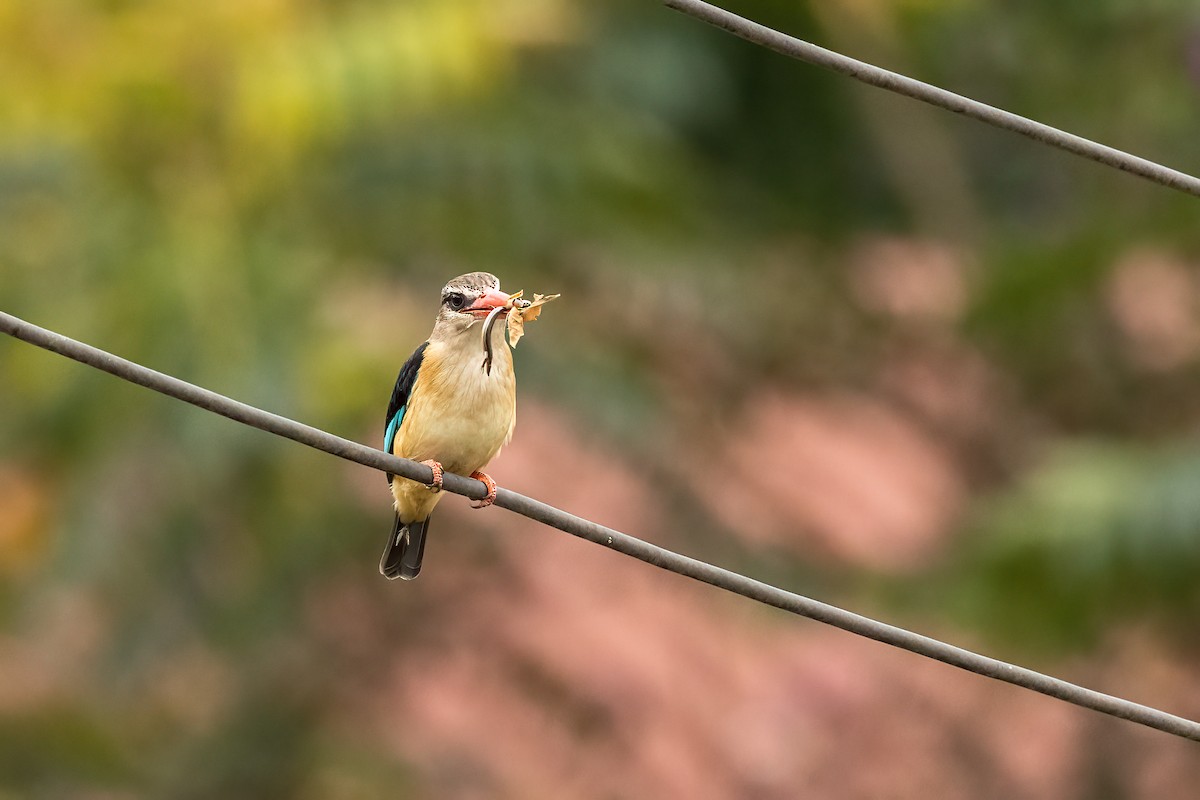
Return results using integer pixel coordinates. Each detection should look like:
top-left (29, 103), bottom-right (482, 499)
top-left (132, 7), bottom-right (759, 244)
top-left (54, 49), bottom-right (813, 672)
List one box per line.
top-left (445, 292), bottom-right (465, 310)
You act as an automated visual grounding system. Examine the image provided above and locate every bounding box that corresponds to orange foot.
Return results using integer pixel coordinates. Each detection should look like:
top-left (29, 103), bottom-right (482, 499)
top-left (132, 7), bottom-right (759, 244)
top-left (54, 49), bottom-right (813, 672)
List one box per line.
top-left (469, 470), bottom-right (497, 508)
top-left (420, 459), bottom-right (444, 492)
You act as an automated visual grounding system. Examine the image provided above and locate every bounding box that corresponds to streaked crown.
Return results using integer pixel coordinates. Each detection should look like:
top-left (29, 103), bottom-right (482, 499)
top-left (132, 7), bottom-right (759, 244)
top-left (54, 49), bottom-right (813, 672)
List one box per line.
top-left (441, 272), bottom-right (501, 298)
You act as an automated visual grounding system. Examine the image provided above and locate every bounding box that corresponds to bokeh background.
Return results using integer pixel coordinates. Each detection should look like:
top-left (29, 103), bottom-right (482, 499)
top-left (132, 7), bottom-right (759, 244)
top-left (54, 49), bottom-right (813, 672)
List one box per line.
top-left (2, 0), bottom-right (1200, 796)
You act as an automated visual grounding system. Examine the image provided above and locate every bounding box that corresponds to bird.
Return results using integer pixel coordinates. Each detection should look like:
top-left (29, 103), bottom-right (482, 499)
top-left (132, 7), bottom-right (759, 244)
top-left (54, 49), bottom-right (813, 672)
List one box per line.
top-left (380, 272), bottom-right (517, 580)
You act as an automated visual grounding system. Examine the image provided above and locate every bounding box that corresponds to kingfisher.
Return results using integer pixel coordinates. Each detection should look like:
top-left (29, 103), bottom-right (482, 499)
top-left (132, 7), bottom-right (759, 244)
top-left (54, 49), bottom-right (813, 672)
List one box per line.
top-left (381, 272), bottom-right (516, 580)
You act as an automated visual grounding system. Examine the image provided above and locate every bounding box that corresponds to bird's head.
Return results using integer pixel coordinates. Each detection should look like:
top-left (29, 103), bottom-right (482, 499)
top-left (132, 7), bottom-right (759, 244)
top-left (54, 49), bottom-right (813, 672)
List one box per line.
top-left (432, 272), bottom-right (512, 339)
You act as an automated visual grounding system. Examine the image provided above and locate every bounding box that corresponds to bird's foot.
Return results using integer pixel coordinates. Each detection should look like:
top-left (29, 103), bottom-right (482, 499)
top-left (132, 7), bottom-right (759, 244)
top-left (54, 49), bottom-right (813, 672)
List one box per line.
top-left (468, 470), bottom-right (497, 508)
top-left (420, 459), bottom-right (444, 492)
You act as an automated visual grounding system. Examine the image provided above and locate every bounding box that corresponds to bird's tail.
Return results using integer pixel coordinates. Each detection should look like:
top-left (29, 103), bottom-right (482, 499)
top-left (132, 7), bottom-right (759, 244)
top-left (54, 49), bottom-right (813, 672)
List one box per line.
top-left (380, 514), bottom-right (430, 581)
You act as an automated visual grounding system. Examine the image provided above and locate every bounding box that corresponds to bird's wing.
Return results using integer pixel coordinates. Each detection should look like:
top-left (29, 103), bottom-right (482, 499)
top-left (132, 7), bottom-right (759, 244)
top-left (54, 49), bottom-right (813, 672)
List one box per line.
top-left (384, 341), bottom-right (429, 484)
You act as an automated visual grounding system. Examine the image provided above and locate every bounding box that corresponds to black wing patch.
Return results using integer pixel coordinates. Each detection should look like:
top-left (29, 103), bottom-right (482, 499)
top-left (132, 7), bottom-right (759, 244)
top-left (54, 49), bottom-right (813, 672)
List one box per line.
top-left (384, 341), bottom-right (429, 485)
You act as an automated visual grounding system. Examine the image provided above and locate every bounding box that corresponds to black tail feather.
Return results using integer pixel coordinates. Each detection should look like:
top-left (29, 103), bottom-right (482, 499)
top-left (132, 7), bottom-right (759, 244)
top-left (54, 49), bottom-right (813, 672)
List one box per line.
top-left (380, 515), bottom-right (431, 581)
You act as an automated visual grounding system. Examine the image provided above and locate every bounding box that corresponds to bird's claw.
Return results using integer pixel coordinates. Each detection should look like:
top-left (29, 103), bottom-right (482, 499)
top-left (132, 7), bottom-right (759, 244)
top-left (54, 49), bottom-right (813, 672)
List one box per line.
top-left (468, 470), bottom-right (497, 508)
top-left (420, 459), bottom-right (444, 492)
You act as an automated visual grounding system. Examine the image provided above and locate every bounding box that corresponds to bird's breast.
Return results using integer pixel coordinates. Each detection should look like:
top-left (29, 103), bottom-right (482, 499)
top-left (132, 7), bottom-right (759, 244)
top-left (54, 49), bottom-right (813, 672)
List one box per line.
top-left (392, 336), bottom-right (516, 477)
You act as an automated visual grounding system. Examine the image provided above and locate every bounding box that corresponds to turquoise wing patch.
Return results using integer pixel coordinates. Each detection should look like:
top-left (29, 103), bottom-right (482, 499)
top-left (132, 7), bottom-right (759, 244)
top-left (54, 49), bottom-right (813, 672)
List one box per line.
top-left (384, 405), bottom-right (405, 455)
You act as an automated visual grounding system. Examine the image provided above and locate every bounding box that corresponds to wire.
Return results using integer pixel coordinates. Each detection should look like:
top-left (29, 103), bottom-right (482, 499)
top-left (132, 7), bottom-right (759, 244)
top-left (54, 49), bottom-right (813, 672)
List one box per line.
top-left (663, 0), bottom-right (1200, 199)
top-left (3, 309), bottom-right (1199, 742)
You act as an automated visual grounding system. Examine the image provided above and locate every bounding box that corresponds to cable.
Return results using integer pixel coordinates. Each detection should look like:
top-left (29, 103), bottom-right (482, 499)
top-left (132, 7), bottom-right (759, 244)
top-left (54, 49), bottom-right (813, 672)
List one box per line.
top-left (3, 309), bottom-right (1199, 742)
top-left (663, 0), bottom-right (1200, 199)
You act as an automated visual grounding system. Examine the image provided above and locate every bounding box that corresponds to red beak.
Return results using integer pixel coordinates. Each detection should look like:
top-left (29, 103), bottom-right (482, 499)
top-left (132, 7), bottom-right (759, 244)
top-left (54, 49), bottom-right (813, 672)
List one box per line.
top-left (465, 289), bottom-right (511, 318)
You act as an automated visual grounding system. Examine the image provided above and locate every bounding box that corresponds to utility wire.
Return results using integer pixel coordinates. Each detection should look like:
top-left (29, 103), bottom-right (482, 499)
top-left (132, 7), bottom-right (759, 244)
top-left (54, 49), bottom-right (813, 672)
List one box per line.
top-left (3, 310), bottom-right (1200, 742)
top-left (663, 0), bottom-right (1200, 199)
